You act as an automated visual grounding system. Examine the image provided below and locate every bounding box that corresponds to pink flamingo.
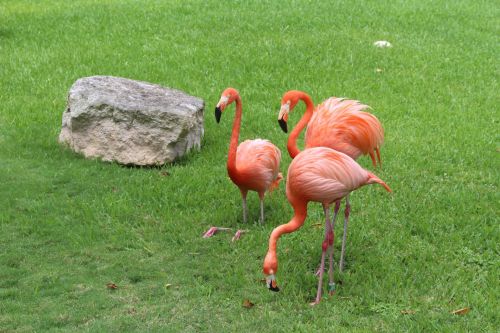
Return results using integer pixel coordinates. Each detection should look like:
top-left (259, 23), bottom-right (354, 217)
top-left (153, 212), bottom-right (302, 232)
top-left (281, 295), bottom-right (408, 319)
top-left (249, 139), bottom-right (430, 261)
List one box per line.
top-left (263, 147), bottom-right (391, 305)
top-left (211, 88), bottom-right (282, 227)
top-left (278, 90), bottom-right (384, 271)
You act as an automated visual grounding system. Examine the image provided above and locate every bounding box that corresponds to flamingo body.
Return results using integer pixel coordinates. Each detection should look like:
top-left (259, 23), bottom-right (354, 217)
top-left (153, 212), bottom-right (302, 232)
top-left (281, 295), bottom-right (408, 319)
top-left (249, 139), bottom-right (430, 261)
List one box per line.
top-left (231, 139), bottom-right (282, 195)
top-left (279, 91), bottom-right (384, 166)
top-left (278, 91), bottom-right (386, 272)
top-left (287, 147), bottom-right (385, 205)
top-left (216, 88), bottom-right (282, 224)
top-left (263, 147), bottom-right (391, 304)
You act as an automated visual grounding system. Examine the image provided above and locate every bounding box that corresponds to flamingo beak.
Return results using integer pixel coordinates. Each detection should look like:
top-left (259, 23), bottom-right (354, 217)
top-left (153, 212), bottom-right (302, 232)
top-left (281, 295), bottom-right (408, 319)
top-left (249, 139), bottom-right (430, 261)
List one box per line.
top-left (266, 275), bottom-right (280, 292)
top-left (278, 118), bottom-right (288, 133)
top-left (214, 106), bottom-right (222, 123)
top-left (278, 103), bottom-right (290, 133)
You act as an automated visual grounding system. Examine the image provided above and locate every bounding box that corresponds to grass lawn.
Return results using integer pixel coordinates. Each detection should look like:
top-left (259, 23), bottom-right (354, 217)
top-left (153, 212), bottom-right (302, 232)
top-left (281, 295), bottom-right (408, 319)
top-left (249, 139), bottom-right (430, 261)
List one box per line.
top-left (0, 0), bottom-right (498, 331)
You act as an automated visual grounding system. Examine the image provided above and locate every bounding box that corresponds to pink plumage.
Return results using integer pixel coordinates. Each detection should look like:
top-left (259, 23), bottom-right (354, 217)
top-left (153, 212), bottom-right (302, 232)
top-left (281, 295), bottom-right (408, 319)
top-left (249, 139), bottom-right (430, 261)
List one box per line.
top-left (215, 88), bottom-right (282, 225)
top-left (279, 91), bottom-right (384, 166)
top-left (306, 98), bottom-right (384, 163)
top-left (278, 90), bottom-right (386, 272)
top-left (235, 139), bottom-right (282, 193)
top-left (263, 147), bottom-right (391, 305)
top-left (287, 147), bottom-right (379, 204)
top-left (203, 89), bottom-right (282, 240)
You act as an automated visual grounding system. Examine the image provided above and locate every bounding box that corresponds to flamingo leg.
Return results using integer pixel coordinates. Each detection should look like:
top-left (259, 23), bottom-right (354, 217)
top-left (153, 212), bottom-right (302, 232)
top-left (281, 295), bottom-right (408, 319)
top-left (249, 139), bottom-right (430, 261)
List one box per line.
top-left (315, 200), bottom-right (341, 277)
top-left (241, 190), bottom-right (248, 223)
top-left (312, 247), bottom-right (327, 306)
top-left (339, 195), bottom-right (351, 272)
top-left (327, 200), bottom-right (341, 295)
top-left (260, 199), bottom-right (265, 224)
top-left (259, 192), bottom-right (265, 224)
top-left (311, 204), bottom-right (332, 306)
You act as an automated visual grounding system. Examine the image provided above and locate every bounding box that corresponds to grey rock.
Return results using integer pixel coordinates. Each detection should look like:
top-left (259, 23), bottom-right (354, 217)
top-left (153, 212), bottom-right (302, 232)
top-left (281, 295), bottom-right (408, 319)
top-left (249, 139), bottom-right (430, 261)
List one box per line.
top-left (59, 76), bottom-right (204, 165)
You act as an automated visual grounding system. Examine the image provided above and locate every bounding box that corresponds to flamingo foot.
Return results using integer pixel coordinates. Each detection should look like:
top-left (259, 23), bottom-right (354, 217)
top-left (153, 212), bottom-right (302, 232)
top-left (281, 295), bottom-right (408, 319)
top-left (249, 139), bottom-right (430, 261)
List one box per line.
top-left (309, 299), bottom-right (321, 306)
top-left (231, 229), bottom-right (248, 242)
top-left (328, 282), bottom-right (336, 296)
top-left (202, 227), bottom-right (231, 238)
top-left (315, 266), bottom-right (324, 277)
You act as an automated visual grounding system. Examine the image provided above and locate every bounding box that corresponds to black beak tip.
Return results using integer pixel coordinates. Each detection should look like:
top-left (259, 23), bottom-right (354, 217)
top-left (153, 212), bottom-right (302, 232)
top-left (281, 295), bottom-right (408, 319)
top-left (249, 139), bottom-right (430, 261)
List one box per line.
top-left (278, 119), bottom-right (288, 133)
top-left (215, 107), bottom-right (222, 123)
top-left (269, 285), bottom-right (280, 292)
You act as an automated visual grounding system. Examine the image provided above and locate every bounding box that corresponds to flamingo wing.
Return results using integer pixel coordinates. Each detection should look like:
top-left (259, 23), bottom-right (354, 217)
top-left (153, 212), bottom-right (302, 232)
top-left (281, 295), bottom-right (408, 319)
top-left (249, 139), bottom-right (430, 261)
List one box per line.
top-left (287, 147), bottom-right (370, 203)
top-left (236, 139), bottom-right (282, 191)
top-left (305, 98), bottom-right (384, 161)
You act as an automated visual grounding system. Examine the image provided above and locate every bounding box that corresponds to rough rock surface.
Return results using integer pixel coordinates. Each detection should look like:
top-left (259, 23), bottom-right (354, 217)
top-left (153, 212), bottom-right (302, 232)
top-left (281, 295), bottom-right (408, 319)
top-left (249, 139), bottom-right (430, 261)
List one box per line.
top-left (59, 76), bottom-right (204, 165)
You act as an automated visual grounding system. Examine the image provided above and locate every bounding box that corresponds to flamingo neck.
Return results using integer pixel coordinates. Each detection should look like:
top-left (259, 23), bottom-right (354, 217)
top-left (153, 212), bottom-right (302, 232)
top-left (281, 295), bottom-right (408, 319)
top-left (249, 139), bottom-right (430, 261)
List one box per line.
top-left (287, 92), bottom-right (314, 158)
top-left (264, 201), bottom-right (307, 274)
top-left (227, 95), bottom-right (242, 178)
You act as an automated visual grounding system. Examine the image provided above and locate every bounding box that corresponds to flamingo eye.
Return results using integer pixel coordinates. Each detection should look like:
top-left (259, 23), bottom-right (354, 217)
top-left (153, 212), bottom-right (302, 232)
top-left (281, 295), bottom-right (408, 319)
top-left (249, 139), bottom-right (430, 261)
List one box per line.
top-left (283, 101), bottom-right (290, 112)
top-left (220, 95), bottom-right (229, 104)
top-left (279, 103), bottom-right (290, 121)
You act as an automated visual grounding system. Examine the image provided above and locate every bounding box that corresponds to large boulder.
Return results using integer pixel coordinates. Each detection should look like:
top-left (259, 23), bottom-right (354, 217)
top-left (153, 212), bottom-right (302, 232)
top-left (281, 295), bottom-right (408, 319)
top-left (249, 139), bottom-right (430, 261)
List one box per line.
top-left (59, 76), bottom-right (204, 165)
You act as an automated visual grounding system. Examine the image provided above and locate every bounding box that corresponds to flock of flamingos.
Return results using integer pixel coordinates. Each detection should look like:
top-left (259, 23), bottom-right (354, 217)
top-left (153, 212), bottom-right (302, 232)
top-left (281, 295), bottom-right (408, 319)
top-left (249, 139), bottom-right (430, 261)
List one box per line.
top-left (203, 87), bottom-right (392, 305)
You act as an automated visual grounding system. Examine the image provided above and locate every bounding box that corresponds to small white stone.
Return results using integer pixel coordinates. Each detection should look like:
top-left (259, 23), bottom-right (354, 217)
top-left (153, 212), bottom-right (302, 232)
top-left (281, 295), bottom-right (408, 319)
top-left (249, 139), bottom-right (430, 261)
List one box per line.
top-left (374, 40), bottom-right (392, 48)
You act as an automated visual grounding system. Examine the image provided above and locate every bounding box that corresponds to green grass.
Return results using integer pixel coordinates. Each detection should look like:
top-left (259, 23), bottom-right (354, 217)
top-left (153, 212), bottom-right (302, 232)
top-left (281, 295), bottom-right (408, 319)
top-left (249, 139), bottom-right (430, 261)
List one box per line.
top-left (0, 0), bottom-right (498, 331)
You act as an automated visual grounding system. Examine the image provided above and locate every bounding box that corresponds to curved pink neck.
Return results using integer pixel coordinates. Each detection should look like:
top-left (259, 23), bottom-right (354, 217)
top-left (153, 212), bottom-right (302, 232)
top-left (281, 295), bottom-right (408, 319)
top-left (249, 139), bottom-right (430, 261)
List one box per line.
top-left (265, 201), bottom-right (307, 274)
top-left (287, 92), bottom-right (314, 158)
top-left (227, 95), bottom-right (242, 178)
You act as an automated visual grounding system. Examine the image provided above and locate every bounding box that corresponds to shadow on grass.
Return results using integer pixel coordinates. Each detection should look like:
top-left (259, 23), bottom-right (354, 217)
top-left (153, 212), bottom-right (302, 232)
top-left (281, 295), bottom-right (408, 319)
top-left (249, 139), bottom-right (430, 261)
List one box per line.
top-left (58, 142), bottom-right (207, 170)
top-left (119, 145), bottom-right (206, 169)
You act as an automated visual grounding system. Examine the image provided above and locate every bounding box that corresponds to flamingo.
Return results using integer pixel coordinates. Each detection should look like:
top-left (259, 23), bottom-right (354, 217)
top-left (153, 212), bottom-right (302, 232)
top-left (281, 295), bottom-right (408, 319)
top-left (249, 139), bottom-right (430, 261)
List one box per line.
top-left (208, 88), bottom-right (282, 233)
top-left (263, 147), bottom-right (391, 305)
top-left (277, 90), bottom-right (384, 271)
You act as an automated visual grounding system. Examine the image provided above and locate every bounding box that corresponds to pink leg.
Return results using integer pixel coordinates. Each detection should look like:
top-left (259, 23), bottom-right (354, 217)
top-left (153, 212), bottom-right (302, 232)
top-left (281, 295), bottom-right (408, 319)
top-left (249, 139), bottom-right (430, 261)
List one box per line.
top-left (311, 204), bottom-right (331, 306)
top-left (327, 200), bottom-right (340, 295)
top-left (258, 192), bottom-right (265, 224)
top-left (316, 200), bottom-right (341, 277)
top-left (339, 195), bottom-right (351, 272)
top-left (241, 190), bottom-right (248, 223)
top-left (311, 244), bottom-right (327, 305)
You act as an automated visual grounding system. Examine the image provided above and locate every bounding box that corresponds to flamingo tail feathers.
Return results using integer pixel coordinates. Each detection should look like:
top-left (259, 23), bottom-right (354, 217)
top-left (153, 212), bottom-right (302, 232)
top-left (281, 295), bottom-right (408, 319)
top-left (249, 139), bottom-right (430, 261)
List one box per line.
top-left (369, 151), bottom-right (377, 167)
top-left (375, 147), bottom-right (382, 167)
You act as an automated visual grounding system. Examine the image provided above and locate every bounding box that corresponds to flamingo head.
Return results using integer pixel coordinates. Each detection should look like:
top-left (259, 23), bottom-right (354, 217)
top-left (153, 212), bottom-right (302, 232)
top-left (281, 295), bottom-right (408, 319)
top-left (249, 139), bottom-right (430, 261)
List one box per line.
top-left (265, 274), bottom-right (280, 292)
top-left (278, 90), bottom-right (301, 133)
top-left (263, 251), bottom-right (280, 292)
top-left (215, 87), bottom-right (239, 123)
